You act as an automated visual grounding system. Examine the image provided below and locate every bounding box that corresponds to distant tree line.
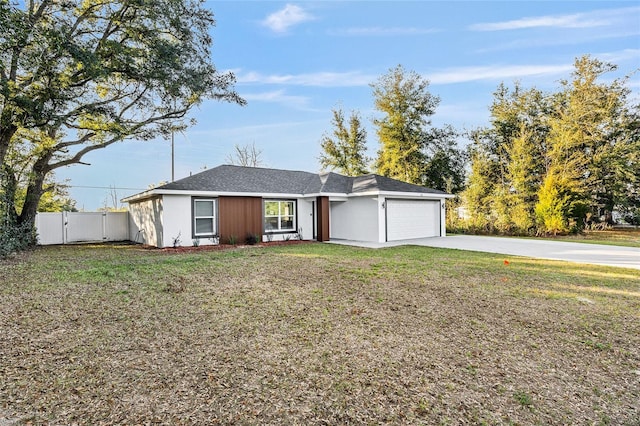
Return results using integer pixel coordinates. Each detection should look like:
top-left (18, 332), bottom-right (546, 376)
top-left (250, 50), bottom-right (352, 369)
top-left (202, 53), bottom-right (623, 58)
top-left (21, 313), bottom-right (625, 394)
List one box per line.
top-left (459, 56), bottom-right (639, 235)
top-left (318, 57), bottom-right (639, 235)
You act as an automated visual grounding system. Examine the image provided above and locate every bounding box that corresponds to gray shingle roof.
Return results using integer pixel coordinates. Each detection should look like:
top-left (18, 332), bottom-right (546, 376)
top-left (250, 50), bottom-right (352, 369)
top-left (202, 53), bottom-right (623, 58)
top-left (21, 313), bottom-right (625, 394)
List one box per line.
top-left (152, 164), bottom-right (446, 196)
top-left (354, 174), bottom-right (447, 194)
top-left (158, 165), bottom-right (319, 194)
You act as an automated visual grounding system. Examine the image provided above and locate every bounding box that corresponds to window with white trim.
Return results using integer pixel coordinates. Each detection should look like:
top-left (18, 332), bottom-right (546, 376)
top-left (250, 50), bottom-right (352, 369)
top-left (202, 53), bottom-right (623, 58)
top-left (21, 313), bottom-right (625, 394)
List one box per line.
top-left (264, 200), bottom-right (296, 232)
top-left (193, 198), bottom-right (217, 237)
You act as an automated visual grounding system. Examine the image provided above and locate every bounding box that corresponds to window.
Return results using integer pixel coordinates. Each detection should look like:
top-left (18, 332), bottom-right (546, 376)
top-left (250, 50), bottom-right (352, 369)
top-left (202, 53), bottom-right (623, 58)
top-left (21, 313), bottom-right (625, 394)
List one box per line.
top-left (193, 198), bottom-right (217, 237)
top-left (264, 200), bottom-right (296, 232)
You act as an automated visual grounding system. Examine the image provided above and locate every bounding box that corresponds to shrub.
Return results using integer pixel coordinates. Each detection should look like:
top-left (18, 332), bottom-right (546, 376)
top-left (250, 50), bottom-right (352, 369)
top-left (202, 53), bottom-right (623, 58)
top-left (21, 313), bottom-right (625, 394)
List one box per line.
top-left (0, 178), bottom-right (37, 258)
top-left (0, 219), bottom-right (37, 258)
top-left (245, 233), bottom-right (259, 245)
top-left (172, 232), bottom-right (182, 248)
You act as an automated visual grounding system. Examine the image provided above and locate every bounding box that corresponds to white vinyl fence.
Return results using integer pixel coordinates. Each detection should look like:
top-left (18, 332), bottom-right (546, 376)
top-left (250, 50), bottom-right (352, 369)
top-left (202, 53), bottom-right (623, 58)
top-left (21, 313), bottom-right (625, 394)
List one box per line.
top-left (35, 212), bottom-right (129, 245)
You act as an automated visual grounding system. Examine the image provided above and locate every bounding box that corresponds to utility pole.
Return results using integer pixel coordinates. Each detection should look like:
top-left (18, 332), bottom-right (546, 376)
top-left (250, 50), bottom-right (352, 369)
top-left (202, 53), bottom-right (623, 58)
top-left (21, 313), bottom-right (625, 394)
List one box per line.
top-left (171, 130), bottom-right (175, 182)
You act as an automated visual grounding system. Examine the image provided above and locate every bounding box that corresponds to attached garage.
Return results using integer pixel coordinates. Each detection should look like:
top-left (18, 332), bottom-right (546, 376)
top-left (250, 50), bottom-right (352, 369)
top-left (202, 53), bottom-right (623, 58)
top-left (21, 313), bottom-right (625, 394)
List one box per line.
top-left (386, 199), bottom-right (441, 241)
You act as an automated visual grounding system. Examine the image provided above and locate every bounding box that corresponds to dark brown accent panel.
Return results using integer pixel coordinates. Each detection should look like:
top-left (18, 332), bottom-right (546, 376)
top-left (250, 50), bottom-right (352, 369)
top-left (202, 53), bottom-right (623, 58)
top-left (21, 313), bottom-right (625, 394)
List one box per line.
top-left (218, 196), bottom-right (263, 244)
top-left (316, 196), bottom-right (330, 242)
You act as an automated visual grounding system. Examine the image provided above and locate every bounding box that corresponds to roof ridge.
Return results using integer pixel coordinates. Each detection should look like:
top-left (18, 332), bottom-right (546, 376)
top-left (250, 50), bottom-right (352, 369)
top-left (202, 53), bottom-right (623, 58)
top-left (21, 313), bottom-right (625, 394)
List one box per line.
top-left (222, 163), bottom-right (317, 176)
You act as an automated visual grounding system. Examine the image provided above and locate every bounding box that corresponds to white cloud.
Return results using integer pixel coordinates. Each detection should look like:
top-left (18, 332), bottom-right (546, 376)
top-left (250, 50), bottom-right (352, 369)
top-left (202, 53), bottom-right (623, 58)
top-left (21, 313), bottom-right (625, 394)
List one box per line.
top-left (236, 70), bottom-right (375, 87)
top-left (241, 90), bottom-right (311, 109)
top-left (469, 6), bottom-right (639, 31)
top-left (595, 48), bottom-right (640, 64)
top-left (428, 64), bottom-right (574, 85)
top-left (233, 63), bottom-right (578, 88)
top-left (262, 4), bottom-right (313, 33)
top-left (475, 29), bottom-right (640, 53)
top-left (329, 26), bottom-right (439, 36)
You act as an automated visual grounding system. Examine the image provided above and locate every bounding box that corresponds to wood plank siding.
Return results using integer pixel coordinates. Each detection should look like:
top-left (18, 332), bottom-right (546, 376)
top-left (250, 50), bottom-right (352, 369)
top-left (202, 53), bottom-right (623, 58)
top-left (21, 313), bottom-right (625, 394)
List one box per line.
top-left (316, 196), bottom-right (330, 242)
top-left (218, 196), bottom-right (263, 244)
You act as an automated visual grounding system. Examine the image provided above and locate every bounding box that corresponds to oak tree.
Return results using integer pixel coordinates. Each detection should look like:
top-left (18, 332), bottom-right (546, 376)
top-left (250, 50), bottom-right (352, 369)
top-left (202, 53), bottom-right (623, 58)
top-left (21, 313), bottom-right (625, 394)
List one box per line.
top-left (0, 0), bottom-right (244, 246)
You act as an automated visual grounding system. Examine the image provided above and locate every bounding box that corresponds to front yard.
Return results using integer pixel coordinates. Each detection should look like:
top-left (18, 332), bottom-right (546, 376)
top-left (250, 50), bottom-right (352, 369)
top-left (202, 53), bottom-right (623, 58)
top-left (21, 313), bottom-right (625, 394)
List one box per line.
top-left (1, 243), bottom-right (639, 425)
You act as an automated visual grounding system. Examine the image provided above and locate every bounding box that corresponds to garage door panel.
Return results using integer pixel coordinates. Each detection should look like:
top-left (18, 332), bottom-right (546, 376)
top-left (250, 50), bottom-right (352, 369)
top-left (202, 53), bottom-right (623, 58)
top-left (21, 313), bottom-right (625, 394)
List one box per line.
top-left (386, 199), bottom-right (440, 241)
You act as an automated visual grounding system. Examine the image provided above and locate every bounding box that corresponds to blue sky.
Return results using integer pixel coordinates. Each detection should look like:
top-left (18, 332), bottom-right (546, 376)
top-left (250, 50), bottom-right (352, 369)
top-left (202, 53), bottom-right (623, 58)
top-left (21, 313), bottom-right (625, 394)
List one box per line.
top-left (57, 1), bottom-right (640, 210)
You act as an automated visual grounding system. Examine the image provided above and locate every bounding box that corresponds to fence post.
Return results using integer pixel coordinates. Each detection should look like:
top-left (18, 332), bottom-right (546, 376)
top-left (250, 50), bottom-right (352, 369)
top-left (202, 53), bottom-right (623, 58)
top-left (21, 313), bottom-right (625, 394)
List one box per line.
top-left (102, 212), bottom-right (107, 241)
top-left (63, 211), bottom-right (68, 244)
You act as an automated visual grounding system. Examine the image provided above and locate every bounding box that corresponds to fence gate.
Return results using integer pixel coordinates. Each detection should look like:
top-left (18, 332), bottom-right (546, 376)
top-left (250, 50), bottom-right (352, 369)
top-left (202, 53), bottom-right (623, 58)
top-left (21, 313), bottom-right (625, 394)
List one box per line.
top-left (35, 212), bottom-right (129, 245)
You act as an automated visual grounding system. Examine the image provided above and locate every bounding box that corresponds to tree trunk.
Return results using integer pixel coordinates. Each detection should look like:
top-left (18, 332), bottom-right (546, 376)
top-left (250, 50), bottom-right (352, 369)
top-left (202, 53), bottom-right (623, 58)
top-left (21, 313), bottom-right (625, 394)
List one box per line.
top-left (0, 164), bottom-right (19, 222)
top-left (17, 152), bottom-right (52, 233)
top-left (0, 124), bottom-right (18, 168)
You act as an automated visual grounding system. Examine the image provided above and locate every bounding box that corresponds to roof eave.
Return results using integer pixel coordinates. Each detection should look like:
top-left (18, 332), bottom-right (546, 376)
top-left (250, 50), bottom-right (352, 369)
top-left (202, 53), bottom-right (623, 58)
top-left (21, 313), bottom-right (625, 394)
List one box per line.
top-left (378, 191), bottom-right (454, 199)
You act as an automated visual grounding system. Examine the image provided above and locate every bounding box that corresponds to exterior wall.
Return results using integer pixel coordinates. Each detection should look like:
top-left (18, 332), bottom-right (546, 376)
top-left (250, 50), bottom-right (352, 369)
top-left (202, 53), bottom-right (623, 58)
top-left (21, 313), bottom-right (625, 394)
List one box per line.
top-left (330, 196), bottom-right (380, 242)
top-left (377, 197), bottom-right (387, 243)
top-left (161, 195), bottom-right (193, 247)
top-left (128, 197), bottom-right (163, 247)
top-left (316, 196), bottom-right (330, 242)
top-left (440, 199), bottom-right (447, 237)
top-left (297, 198), bottom-right (314, 240)
top-left (219, 196), bottom-right (262, 244)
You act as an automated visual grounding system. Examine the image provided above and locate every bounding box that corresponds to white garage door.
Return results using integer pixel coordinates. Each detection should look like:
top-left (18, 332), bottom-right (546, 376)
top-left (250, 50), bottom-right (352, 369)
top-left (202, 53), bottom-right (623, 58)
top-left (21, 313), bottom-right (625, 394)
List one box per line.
top-left (386, 199), bottom-right (441, 241)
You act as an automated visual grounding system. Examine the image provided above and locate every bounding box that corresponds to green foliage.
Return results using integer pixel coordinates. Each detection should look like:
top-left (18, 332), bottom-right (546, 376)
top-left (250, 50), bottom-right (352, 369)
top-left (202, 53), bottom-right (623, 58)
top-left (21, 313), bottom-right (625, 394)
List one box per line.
top-left (513, 390), bottom-right (534, 409)
top-left (460, 56), bottom-right (638, 236)
top-left (491, 184), bottom-right (512, 234)
top-left (371, 65), bottom-right (466, 191)
top-left (505, 125), bottom-right (541, 234)
top-left (422, 125), bottom-right (467, 192)
top-left (0, 167), bottom-right (36, 257)
top-left (319, 108), bottom-right (369, 176)
top-left (462, 133), bottom-right (497, 232)
top-left (535, 174), bottom-right (569, 235)
top-left (545, 56), bottom-right (637, 225)
top-left (0, 0), bottom-right (244, 252)
top-left (245, 233), bottom-right (259, 245)
top-left (371, 65), bottom-right (438, 184)
top-left (12, 171), bottom-right (77, 213)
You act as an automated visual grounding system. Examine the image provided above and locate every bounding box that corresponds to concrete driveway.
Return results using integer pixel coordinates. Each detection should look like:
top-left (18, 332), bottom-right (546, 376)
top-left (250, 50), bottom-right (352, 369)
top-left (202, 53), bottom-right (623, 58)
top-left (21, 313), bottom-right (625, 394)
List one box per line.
top-left (330, 235), bottom-right (640, 270)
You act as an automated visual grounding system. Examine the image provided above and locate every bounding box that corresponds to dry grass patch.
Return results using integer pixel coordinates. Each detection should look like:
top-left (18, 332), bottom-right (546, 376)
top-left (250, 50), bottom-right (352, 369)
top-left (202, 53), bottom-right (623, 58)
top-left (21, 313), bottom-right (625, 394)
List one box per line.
top-left (1, 243), bottom-right (639, 425)
top-left (540, 227), bottom-right (640, 248)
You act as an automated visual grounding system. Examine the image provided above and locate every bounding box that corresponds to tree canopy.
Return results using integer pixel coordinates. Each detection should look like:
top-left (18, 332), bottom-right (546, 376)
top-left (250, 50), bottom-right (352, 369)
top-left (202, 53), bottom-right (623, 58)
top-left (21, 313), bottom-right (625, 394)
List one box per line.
top-left (370, 65), bottom-right (466, 192)
top-left (319, 107), bottom-right (369, 176)
top-left (371, 65), bottom-right (439, 184)
top-left (461, 56), bottom-right (639, 235)
top-left (0, 0), bottom-right (244, 250)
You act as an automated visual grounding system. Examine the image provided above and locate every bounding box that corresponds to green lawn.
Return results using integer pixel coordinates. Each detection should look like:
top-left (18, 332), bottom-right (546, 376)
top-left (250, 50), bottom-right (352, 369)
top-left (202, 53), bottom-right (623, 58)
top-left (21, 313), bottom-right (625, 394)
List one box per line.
top-left (1, 243), bottom-right (639, 425)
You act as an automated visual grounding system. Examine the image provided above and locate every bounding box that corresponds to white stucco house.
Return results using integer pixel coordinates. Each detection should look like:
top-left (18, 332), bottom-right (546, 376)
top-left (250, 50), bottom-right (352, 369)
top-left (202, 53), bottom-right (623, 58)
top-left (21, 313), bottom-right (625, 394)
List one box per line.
top-left (122, 165), bottom-right (453, 248)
